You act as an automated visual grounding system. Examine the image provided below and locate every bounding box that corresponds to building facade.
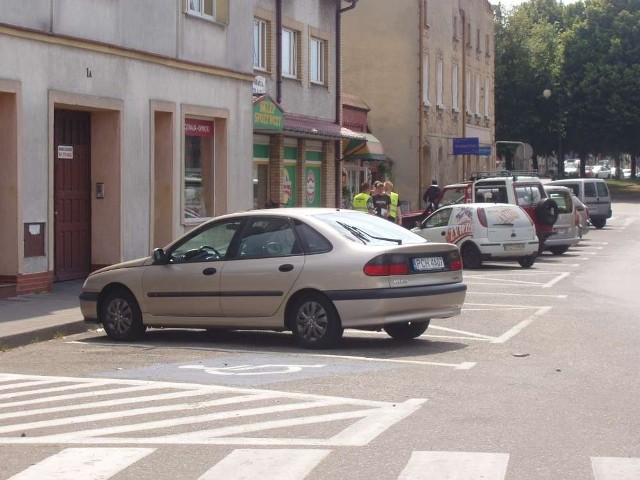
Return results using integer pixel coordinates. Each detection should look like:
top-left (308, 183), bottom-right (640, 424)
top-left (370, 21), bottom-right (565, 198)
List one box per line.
top-left (0, 0), bottom-right (254, 297)
top-left (342, 0), bottom-right (495, 211)
top-left (251, 0), bottom-right (361, 210)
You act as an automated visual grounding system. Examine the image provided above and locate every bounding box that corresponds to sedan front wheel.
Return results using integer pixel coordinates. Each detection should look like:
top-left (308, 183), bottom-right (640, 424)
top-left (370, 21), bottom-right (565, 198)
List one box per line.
top-left (289, 293), bottom-right (343, 349)
top-left (100, 288), bottom-right (145, 341)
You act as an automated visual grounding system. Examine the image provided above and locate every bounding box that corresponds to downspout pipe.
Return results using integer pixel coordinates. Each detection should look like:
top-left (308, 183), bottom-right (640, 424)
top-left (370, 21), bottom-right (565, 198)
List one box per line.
top-left (335, 0), bottom-right (358, 207)
top-left (276, 0), bottom-right (283, 103)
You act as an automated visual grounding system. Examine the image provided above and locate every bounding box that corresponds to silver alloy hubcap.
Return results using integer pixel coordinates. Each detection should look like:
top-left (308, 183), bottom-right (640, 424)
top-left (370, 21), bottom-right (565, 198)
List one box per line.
top-left (296, 301), bottom-right (328, 342)
top-left (106, 298), bottom-right (132, 334)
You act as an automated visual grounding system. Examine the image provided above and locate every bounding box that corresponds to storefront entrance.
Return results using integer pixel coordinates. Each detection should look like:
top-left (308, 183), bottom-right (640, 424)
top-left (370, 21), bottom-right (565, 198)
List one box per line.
top-left (53, 110), bottom-right (91, 281)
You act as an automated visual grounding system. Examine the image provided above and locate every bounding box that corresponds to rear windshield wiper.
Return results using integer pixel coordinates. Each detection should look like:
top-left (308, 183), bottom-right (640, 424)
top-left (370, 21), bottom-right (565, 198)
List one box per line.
top-left (337, 222), bottom-right (402, 245)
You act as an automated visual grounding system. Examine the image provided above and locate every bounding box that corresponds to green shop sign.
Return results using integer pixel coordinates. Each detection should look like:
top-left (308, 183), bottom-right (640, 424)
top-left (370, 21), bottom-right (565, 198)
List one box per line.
top-left (253, 97), bottom-right (283, 131)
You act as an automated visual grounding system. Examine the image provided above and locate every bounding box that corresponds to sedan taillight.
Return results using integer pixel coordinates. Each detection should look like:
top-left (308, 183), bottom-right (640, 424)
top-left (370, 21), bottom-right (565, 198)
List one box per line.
top-left (364, 254), bottom-right (409, 276)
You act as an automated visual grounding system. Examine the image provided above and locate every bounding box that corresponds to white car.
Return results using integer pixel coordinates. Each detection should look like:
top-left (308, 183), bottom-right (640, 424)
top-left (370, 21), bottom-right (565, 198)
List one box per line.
top-left (411, 204), bottom-right (539, 269)
top-left (80, 209), bottom-right (466, 349)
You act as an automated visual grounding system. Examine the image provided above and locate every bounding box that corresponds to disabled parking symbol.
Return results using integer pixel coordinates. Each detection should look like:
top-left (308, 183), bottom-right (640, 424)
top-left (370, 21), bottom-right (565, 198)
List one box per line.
top-left (179, 363), bottom-right (325, 376)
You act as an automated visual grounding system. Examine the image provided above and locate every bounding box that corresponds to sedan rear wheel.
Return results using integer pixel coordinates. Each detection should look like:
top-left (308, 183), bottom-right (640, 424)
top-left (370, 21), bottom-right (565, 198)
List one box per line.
top-left (549, 246), bottom-right (569, 255)
top-left (384, 320), bottom-right (430, 340)
top-left (290, 293), bottom-right (343, 349)
top-left (100, 288), bottom-right (145, 341)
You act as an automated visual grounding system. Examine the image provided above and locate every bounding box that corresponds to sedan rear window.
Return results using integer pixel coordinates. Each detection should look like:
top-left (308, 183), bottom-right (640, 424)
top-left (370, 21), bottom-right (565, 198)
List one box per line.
top-left (314, 212), bottom-right (426, 245)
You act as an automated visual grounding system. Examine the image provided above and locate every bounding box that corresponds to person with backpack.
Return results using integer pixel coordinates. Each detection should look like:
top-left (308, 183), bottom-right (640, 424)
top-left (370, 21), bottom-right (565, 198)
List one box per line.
top-left (422, 179), bottom-right (441, 217)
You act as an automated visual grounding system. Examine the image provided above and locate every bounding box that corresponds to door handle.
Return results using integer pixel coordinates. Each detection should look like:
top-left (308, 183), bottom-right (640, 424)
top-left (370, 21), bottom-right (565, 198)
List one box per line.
top-left (279, 264), bottom-right (294, 272)
top-left (202, 268), bottom-right (217, 275)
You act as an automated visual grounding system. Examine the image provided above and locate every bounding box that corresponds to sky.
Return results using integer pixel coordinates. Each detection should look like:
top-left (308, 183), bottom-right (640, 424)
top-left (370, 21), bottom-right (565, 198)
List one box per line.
top-left (497, 0), bottom-right (580, 9)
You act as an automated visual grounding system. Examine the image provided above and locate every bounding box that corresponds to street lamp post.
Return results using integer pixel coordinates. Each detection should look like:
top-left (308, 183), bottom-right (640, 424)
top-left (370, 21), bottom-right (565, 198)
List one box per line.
top-left (543, 89), bottom-right (564, 179)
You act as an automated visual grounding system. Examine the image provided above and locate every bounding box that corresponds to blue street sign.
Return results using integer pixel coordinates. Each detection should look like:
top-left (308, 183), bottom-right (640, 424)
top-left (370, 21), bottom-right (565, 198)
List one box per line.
top-left (478, 146), bottom-right (492, 156)
top-left (453, 137), bottom-right (479, 155)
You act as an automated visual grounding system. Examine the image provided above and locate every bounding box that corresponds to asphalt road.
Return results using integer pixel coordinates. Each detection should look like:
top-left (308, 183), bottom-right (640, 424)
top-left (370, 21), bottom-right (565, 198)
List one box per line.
top-left (0, 203), bottom-right (639, 479)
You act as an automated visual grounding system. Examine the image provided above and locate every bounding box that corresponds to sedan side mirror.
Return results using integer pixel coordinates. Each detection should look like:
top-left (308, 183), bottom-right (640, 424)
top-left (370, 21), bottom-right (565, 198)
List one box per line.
top-left (153, 248), bottom-right (168, 264)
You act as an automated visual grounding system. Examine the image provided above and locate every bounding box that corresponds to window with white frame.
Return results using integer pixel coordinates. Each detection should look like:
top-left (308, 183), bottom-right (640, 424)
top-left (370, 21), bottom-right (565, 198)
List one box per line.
top-left (187, 0), bottom-right (215, 20)
top-left (436, 57), bottom-right (444, 108)
top-left (253, 18), bottom-right (268, 70)
top-left (475, 73), bottom-right (481, 115)
top-left (465, 68), bottom-right (471, 113)
top-left (452, 62), bottom-right (459, 111)
top-left (282, 28), bottom-right (298, 78)
top-left (422, 54), bottom-right (430, 105)
top-left (484, 76), bottom-right (490, 117)
top-left (309, 37), bottom-right (325, 84)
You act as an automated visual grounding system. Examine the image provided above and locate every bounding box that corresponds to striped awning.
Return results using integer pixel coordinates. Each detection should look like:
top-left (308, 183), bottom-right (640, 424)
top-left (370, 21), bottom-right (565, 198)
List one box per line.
top-left (342, 133), bottom-right (386, 161)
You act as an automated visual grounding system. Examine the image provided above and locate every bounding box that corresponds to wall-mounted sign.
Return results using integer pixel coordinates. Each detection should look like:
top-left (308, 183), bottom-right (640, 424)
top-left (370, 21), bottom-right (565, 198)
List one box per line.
top-left (478, 146), bottom-right (492, 156)
top-left (184, 118), bottom-right (214, 137)
top-left (253, 75), bottom-right (266, 95)
top-left (452, 137), bottom-right (479, 155)
top-left (57, 145), bottom-right (73, 159)
top-left (253, 96), bottom-right (283, 131)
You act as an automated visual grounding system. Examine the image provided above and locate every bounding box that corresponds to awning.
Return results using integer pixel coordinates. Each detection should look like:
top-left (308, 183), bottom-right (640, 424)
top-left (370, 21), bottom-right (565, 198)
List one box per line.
top-left (342, 133), bottom-right (386, 161)
top-left (283, 113), bottom-right (365, 140)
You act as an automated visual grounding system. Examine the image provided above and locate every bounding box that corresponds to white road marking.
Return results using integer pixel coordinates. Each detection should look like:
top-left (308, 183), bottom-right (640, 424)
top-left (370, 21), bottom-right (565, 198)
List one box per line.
top-left (7, 447), bottom-right (154, 480)
top-left (0, 373), bottom-right (425, 447)
top-left (543, 272), bottom-right (570, 288)
top-left (198, 449), bottom-right (331, 480)
top-left (491, 306), bottom-right (552, 344)
top-left (397, 451), bottom-right (509, 479)
top-left (466, 291), bottom-right (567, 299)
top-left (179, 363), bottom-right (325, 376)
top-left (592, 456), bottom-right (640, 479)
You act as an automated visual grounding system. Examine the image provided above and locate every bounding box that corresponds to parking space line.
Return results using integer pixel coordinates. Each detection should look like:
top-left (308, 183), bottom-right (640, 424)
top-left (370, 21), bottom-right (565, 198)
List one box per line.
top-left (491, 306), bottom-right (552, 344)
top-left (543, 272), bottom-right (570, 288)
top-left (467, 292), bottom-right (567, 299)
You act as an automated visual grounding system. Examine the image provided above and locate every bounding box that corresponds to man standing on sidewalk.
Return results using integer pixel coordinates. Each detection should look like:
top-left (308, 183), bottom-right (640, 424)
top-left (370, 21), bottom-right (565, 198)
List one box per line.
top-left (384, 181), bottom-right (402, 225)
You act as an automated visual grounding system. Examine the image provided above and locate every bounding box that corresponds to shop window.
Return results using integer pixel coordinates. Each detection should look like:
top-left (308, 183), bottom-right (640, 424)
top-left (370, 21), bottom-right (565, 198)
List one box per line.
top-left (184, 118), bottom-right (214, 221)
top-left (253, 163), bottom-right (269, 209)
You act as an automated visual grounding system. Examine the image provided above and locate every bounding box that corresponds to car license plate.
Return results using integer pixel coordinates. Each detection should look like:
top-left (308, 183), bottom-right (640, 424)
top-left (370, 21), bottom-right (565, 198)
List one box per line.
top-left (504, 243), bottom-right (525, 252)
top-left (413, 257), bottom-right (445, 271)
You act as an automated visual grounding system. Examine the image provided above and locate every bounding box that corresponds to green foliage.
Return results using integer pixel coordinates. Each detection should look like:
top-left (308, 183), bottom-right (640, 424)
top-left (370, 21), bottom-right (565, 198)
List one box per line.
top-left (496, 0), bottom-right (640, 161)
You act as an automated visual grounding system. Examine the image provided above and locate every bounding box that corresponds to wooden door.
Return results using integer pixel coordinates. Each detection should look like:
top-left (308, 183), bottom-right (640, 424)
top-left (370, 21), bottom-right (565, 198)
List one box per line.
top-left (54, 111), bottom-right (91, 281)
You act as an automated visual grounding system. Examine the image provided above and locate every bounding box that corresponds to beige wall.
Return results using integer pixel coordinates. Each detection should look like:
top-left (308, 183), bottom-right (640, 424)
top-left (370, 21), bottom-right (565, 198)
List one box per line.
top-left (151, 104), bottom-right (175, 249)
top-left (91, 110), bottom-right (122, 266)
top-left (342, 0), bottom-right (495, 210)
top-left (0, 82), bottom-right (21, 275)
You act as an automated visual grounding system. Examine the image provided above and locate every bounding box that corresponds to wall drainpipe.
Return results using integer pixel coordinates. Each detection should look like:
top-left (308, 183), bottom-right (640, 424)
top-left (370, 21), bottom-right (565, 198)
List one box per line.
top-left (335, 0), bottom-right (358, 207)
top-left (276, 0), bottom-right (282, 103)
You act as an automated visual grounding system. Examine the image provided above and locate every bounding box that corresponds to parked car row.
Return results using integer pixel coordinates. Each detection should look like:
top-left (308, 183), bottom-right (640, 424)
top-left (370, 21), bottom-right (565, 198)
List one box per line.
top-left (403, 173), bottom-right (612, 269)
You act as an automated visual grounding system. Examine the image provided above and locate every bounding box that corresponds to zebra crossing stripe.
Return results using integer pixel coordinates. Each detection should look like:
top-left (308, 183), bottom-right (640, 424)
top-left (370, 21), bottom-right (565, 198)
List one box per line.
top-left (197, 449), bottom-right (331, 480)
top-left (6, 447), bottom-right (155, 480)
top-left (397, 451), bottom-right (509, 480)
top-left (592, 457), bottom-right (640, 479)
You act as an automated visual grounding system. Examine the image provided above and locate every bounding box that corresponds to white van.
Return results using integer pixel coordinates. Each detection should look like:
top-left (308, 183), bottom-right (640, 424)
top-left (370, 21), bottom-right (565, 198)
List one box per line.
top-left (548, 178), bottom-right (612, 229)
top-left (412, 203), bottom-right (539, 269)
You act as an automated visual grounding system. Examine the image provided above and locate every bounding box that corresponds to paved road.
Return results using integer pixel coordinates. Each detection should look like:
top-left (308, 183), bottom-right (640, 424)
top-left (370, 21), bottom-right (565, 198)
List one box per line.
top-left (1, 203), bottom-right (639, 479)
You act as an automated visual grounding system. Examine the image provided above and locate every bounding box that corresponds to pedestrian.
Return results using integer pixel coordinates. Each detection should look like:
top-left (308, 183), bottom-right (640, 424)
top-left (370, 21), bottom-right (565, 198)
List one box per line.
top-left (384, 180), bottom-right (402, 225)
top-left (352, 182), bottom-right (374, 213)
top-left (371, 181), bottom-right (391, 219)
top-left (422, 179), bottom-right (441, 216)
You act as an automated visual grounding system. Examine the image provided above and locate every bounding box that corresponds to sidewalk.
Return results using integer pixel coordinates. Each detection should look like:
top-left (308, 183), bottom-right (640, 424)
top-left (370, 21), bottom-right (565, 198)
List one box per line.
top-left (0, 280), bottom-right (93, 350)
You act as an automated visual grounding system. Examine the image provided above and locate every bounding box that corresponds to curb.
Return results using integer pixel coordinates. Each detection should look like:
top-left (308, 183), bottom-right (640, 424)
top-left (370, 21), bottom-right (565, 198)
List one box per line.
top-left (0, 321), bottom-right (94, 351)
